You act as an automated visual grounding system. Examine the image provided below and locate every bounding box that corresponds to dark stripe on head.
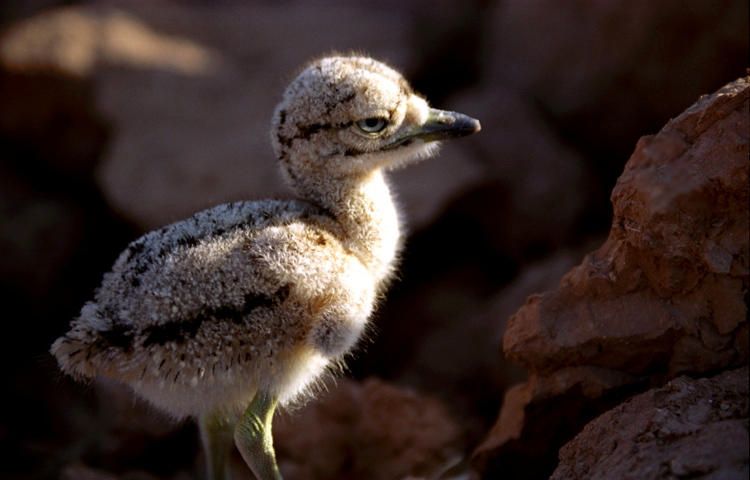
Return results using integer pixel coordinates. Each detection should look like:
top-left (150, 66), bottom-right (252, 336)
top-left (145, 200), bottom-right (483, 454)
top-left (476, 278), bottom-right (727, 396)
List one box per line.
top-left (292, 120), bottom-right (355, 142)
top-left (276, 131), bottom-right (292, 150)
top-left (343, 146), bottom-right (367, 156)
top-left (296, 122), bottom-right (326, 138)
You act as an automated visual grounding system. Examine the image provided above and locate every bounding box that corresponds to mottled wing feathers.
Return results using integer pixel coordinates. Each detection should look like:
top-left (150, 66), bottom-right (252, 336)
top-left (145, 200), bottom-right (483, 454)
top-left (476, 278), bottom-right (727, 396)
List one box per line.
top-left (54, 199), bottom-right (329, 369)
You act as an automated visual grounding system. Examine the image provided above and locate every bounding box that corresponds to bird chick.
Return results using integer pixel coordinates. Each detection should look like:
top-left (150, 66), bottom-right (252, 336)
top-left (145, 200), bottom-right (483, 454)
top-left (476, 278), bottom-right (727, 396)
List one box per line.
top-left (51, 55), bottom-right (480, 480)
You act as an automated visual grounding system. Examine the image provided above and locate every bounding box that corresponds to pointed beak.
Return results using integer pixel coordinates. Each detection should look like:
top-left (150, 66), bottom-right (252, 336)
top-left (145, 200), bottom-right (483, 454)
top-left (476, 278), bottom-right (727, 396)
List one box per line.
top-left (414, 108), bottom-right (481, 143)
top-left (384, 108), bottom-right (481, 151)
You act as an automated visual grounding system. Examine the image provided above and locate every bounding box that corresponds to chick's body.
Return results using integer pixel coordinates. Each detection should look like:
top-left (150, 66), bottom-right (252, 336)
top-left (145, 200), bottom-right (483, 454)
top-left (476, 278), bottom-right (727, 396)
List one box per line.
top-left (56, 196), bottom-right (389, 417)
top-left (51, 55), bottom-right (479, 480)
top-left (52, 57), bottom-right (413, 419)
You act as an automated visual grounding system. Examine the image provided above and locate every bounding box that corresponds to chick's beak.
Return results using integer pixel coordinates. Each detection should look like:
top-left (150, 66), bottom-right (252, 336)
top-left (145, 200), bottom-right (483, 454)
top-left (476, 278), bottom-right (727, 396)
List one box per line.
top-left (415, 108), bottom-right (481, 143)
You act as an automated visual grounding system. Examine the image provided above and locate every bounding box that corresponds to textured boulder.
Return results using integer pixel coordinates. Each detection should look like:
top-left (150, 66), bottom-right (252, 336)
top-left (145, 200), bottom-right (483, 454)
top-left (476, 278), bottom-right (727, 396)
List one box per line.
top-left (385, 247), bottom-right (592, 445)
top-left (552, 366), bottom-right (749, 480)
top-left (472, 366), bottom-right (641, 479)
top-left (505, 77), bottom-right (749, 377)
top-left (475, 77), bottom-right (749, 479)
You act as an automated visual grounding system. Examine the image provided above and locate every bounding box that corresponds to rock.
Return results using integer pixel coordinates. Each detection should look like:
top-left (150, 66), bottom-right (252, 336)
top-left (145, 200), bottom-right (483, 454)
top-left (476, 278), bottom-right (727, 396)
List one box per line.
top-left (471, 366), bottom-right (642, 479)
top-left (0, 6), bottom-right (220, 77)
top-left (393, 245), bottom-right (597, 444)
top-left (475, 77), bottom-right (748, 480)
top-left (486, 245), bottom-right (603, 343)
top-left (551, 366), bottom-right (749, 480)
top-left (272, 377), bottom-right (467, 480)
top-left (504, 77), bottom-right (749, 377)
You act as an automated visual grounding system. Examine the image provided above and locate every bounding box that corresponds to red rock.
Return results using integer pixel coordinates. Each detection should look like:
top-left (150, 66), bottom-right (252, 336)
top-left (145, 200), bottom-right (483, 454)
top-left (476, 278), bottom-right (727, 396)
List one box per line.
top-left (272, 378), bottom-right (466, 480)
top-left (504, 77), bottom-right (749, 377)
top-left (471, 366), bottom-right (640, 479)
top-left (476, 77), bottom-right (748, 480)
top-left (551, 366), bottom-right (749, 480)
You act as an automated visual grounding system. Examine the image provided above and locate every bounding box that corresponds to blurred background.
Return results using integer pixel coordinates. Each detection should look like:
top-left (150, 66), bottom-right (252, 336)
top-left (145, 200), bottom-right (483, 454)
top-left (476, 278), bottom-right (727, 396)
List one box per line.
top-left (1, 1), bottom-right (747, 479)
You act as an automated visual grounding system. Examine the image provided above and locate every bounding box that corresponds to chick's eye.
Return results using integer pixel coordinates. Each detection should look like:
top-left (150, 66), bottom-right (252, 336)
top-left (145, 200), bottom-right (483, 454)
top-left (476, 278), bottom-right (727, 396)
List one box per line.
top-left (356, 118), bottom-right (388, 135)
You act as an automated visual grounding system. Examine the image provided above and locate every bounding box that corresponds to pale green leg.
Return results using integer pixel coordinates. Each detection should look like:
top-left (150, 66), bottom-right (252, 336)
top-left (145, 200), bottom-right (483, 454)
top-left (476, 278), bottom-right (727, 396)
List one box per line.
top-left (234, 390), bottom-right (283, 480)
top-left (199, 411), bottom-right (236, 480)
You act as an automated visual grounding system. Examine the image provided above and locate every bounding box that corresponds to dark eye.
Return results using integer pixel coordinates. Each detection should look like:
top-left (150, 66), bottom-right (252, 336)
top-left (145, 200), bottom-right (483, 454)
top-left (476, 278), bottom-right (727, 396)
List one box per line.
top-left (356, 118), bottom-right (388, 135)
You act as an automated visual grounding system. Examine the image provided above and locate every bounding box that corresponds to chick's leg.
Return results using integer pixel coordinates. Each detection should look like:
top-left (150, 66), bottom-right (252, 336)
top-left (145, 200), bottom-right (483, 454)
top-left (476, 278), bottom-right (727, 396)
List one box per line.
top-left (234, 390), bottom-right (282, 480)
top-left (199, 411), bottom-right (236, 480)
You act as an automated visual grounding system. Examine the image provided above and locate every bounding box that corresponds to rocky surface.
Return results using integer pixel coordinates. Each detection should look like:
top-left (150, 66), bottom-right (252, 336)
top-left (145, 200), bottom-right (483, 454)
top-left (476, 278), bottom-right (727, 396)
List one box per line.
top-left (475, 77), bottom-right (749, 479)
top-left (552, 366), bottom-right (749, 480)
top-left (505, 77), bottom-right (749, 377)
top-left (1, 1), bottom-right (748, 480)
top-left (472, 366), bottom-right (642, 479)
